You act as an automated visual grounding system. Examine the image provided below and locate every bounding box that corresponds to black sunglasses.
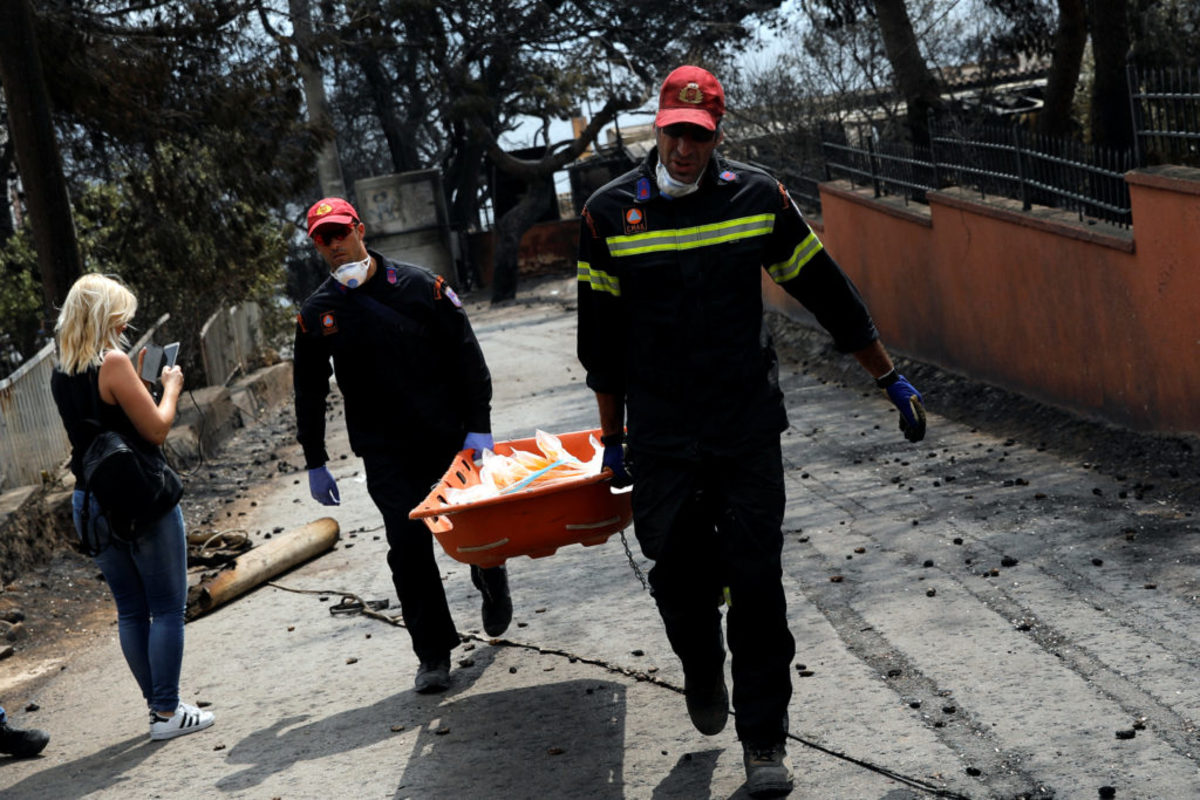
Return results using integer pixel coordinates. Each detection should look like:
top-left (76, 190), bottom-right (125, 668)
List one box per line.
top-left (661, 123), bottom-right (718, 143)
top-left (312, 222), bottom-right (357, 246)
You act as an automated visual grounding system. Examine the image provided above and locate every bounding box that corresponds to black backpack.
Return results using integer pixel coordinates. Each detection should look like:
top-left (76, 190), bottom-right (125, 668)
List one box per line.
top-left (78, 375), bottom-right (183, 554)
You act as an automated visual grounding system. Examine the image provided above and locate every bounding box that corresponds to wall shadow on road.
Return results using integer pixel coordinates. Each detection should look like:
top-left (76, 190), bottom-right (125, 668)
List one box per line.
top-left (0, 734), bottom-right (154, 800)
top-left (213, 644), bottom-right (501, 793)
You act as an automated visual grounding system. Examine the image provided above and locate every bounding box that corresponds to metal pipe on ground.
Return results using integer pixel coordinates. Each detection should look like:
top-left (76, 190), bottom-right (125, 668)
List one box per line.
top-left (187, 517), bottom-right (340, 619)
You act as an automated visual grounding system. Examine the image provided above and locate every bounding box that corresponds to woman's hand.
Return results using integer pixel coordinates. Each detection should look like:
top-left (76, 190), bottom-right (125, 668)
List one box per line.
top-left (160, 365), bottom-right (183, 395)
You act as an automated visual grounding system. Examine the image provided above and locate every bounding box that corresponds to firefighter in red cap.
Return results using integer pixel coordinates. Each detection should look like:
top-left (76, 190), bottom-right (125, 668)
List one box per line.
top-left (294, 197), bottom-right (512, 694)
top-left (576, 65), bottom-right (926, 797)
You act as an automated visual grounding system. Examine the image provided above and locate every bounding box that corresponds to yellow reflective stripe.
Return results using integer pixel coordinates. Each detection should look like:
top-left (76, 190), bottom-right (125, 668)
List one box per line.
top-left (606, 213), bottom-right (775, 257)
top-left (577, 261), bottom-right (621, 296)
top-left (767, 231), bottom-right (824, 283)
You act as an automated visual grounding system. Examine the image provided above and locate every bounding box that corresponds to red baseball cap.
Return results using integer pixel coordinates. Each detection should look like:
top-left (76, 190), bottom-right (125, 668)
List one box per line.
top-left (306, 197), bottom-right (359, 237)
top-left (655, 66), bottom-right (725, 131)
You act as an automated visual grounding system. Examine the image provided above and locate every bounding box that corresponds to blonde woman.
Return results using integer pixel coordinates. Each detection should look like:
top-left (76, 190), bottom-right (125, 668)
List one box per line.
top-left (49, 273), bottom-right (214, 742)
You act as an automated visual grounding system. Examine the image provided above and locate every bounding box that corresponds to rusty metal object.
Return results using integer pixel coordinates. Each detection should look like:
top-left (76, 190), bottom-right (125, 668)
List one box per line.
top-left (187, 517), bottom-right (339, 619)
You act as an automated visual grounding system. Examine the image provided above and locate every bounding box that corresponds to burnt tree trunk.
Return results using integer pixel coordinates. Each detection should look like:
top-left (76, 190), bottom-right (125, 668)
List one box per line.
top-left (1090, 0), bottom-right (1133, 150)
top-left (1038, 0), bottom-right (1088, 137)
top-left (0, 0), bottom-right (82, 315)
top-left (490, 180), bottom-right (553, 303)
top-left (290, 0), bottom-right (345, 198)
top-left (874, 0), bottom-right (943, 147)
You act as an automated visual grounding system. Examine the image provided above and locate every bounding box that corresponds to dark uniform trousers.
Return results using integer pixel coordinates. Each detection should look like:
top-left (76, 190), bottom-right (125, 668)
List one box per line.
top-left (631, 437), bottom-right (795, 746)
top-left (363, 449), bottom-right (464, 664)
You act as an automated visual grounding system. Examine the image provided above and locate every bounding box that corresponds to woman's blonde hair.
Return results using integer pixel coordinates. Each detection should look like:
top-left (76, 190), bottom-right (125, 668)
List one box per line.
top-left (55, 273), bottom-right (138, 375)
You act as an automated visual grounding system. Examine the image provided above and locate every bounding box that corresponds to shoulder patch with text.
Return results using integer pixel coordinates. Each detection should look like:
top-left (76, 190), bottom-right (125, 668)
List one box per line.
top-left (623, 207), bottom-right (647, 235)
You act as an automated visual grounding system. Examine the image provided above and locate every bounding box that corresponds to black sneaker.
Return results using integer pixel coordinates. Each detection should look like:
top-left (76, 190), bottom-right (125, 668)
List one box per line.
top-left (0, 721), bottom-right (50, 757)
top-left (472, 565), bottom-right (512, 637)
top-left (742, 741), bottom-right (794, 797)
top-left (414, 658), bottom-right (451, 693)
top-left (684, 673), bottom-right (729, 735)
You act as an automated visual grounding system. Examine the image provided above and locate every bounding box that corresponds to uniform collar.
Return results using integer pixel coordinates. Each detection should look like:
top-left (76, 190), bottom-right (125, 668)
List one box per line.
top-left (636, 148), bottom-right (736, 203)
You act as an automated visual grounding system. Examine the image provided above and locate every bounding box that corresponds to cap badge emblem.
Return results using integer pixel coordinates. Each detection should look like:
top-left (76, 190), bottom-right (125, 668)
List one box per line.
top-left (678, 82), bottom-right (704, 104)
top-left (315, 203), bottom-right (333, 216)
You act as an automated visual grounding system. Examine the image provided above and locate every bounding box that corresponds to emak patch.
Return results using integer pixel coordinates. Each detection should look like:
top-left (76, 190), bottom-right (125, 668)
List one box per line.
top-left (320, 311), bottom-right (338, 335)
top-left (623, 207), bottom-right (648, 235)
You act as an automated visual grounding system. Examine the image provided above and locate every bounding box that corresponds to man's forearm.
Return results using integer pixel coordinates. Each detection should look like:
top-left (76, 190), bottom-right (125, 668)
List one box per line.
top-left (851, 339), bottom-right (895, 381)
top-left (595, 392), bottom-right (625, 439)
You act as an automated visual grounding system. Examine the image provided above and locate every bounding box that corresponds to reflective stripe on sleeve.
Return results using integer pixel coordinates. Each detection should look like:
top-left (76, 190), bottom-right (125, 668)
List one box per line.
top-left (577, 261), bottom-right (621, 297)
top-left (606, 213), bottom-right (775, 257)
top-left (766, 231), bottom-right (824, 283)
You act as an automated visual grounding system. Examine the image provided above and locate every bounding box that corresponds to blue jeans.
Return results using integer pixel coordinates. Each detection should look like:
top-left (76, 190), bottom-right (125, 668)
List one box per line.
top-left (73, 490), bottom-right (188, 713)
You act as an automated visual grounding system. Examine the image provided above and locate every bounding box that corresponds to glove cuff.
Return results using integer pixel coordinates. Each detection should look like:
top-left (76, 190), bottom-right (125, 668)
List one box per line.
top-left (600, 432), bottom-right (624, 447)
top-left (875, 368), bottom-right (900, 389)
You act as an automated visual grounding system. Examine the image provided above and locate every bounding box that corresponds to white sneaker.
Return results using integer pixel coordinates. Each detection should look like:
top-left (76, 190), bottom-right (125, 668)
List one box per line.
top-left (149, 702), bottom-right (214, 741)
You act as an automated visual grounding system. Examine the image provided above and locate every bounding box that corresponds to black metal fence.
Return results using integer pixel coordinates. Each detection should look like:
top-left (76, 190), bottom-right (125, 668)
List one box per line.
top-left (821, 138), bottom-right (936, 204)
top-left (760, 65), bottom-right (1199, 226)
top-left (819, 119), bottom-right (1134, 228)
top-left (1129, 66), bottom-right (1200, 168)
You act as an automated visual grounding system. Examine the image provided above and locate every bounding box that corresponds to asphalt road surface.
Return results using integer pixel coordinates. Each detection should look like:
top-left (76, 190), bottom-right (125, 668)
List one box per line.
top-left (2, 275), bottom-right (1198, 799)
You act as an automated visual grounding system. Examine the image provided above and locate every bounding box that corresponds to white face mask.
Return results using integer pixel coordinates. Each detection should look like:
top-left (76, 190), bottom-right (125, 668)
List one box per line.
top-left (656, 161), bottom-right (701, 198)
top-left (332, 254), bottom-right (371, 289)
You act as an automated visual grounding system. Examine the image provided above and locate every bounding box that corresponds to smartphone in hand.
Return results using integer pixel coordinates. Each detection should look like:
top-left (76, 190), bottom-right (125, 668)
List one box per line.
top-left (140, 344), bottom-right (164, 383)
top-left (139, 342), bottom-right (179, 383)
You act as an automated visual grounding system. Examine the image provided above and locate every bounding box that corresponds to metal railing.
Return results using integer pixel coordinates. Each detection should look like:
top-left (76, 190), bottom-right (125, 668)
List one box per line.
top-left (0, 342), bottom-right (70, 491)
top-left (821, 138), bottom-right (937, 205)
top-left (820, 120), bottom-right (1134, 228)
top-left (1129, 66), bottom-right (1200, 168)
top-left (930, 120), bottom-right (1133, 227)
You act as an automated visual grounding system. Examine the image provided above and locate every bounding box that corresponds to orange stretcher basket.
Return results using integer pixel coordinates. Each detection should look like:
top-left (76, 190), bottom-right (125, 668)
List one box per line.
top-left (409, 428), bottom-right (632, 568)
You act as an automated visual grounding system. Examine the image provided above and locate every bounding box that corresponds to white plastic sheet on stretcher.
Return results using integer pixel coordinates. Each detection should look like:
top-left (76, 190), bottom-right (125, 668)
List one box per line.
top-left (408, 428), bottom-right (632, 568)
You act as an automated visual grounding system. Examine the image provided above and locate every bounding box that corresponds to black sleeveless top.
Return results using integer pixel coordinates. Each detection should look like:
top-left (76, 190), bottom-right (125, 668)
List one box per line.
top-left (51, 363), bottom-right (151, 490)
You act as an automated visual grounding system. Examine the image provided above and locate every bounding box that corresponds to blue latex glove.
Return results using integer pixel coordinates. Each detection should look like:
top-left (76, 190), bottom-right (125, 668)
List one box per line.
top-left (462, 432), bottom-right (494, 457)
top-left (308, 466), bottom-right (341, 506)
top-left (601, 440), bottom-right (632, 488)
top-left (883, 375), bottom-right (927, 442)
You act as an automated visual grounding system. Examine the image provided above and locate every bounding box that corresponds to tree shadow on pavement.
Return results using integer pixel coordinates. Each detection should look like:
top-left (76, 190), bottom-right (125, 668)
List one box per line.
top-left (0, 735), bottom-right (154, 800)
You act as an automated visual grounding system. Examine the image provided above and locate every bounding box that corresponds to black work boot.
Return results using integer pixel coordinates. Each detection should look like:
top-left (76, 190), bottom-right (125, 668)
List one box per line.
top-left (0, 721), bottom-right (50, 757)
top-left (414, 656), bottom-right (451, 694)
top-left (679, 625), bottom-right (728, 735)
top-left (684, 671), bottom-right (729, 735)
top-left (742, 740), bottom-right (794, 797)
top-left (471, 565), bottom-right (512, 637)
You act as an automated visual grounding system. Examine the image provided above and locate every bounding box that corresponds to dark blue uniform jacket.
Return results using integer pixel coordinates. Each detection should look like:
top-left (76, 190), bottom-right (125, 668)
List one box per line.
top-left (293, 251), bottom-right (491, 469)
top-left (577, 150), bottom-right (879, 458)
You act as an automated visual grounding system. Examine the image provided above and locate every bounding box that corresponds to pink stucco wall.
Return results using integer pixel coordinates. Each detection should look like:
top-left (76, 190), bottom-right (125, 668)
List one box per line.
top-left (814, 167), bottom-right (1200, 435)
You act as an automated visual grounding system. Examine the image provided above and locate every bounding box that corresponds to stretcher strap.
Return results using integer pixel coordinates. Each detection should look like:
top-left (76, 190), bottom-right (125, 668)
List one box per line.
top-left (500, 459), bottom-right (566, 494)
